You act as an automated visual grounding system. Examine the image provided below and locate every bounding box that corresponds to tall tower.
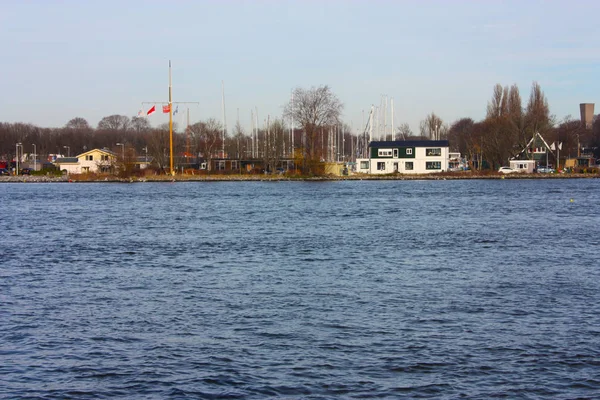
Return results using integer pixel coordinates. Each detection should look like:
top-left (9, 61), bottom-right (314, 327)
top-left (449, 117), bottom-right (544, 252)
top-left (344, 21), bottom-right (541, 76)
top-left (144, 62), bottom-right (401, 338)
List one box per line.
top-left (580, 103), bottom-right (594, 129)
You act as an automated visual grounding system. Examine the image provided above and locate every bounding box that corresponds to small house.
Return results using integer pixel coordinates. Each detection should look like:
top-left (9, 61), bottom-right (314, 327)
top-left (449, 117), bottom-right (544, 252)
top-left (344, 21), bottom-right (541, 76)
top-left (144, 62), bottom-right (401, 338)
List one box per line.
top-left (55, 148), bottom-right (117, 174)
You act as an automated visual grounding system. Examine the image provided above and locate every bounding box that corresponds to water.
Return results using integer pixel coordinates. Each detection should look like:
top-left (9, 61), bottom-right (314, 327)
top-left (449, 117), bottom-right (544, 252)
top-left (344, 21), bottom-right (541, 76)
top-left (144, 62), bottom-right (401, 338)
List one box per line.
top-left (1, 180), bottom-right (599, 399)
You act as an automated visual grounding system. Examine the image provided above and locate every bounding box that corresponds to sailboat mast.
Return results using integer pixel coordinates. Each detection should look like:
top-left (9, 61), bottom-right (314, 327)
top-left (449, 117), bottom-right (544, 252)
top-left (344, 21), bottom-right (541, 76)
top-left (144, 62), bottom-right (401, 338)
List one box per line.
top-left (169, 60), bottom-right (174, 176)
top-left (221, 81), bottom-right (226, 158)
top-left (384, 95), bottom-right (387, 141)
top-left (369, 105), bottom-right (373, 145)
top-left (290, 90), bottom-right (294, 157)
top-left (186, 107), bottom-right (190, 158)
top-left (391, 97), bottom-right (394, 141)
top-left (250, 109), bottom-right (254, 158)
top-left (255, 107), bottom-right (259, 159)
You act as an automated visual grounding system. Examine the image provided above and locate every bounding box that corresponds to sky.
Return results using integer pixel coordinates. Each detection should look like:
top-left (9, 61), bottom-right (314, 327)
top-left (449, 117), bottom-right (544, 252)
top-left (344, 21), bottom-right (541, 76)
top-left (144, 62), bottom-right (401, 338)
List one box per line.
top-left (1, 0), bottom-right (599, 135)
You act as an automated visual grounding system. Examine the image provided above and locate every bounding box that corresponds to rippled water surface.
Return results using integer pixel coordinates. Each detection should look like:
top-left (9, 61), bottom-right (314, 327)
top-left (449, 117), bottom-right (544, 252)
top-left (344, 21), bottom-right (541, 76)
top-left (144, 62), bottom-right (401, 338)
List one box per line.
top-left (1, 180), bottom-right (600, 399)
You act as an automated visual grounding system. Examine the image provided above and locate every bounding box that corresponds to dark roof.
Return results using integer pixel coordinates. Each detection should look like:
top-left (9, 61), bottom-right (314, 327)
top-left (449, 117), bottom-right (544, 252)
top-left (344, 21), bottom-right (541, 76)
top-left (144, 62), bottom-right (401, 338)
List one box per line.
top-left (369, 140), bottom-right (449, 148)
top-left (55, 157), bottom-right (79, 163)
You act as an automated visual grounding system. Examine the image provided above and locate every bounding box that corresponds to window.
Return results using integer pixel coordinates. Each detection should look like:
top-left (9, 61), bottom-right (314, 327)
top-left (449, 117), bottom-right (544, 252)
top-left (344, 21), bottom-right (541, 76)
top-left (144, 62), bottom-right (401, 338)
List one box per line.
top-left (426, 161), bottom-right (442, 170)
top-left (378, 149), bottom-right (393, 157)
top-left (426, 148), bottom-right (441, 156)
top-left (360, 161), bottom-right (369, 169)
top-left (406, 148), bottom-right (413, 155)
top-left (85, 155), bottom-right (94, 161)
top-left (101, 155), bottom-right (109, 161)
top-left (377, 162), bottom-right (386, 171)
top-left (393, 149), bottom-right (398, 158)
top-left (217, 161), bottom-right (225, 171)
top-left (405, 162), bottom-right (414, 171)
top-left (231, 161), bottom-right (238, 170)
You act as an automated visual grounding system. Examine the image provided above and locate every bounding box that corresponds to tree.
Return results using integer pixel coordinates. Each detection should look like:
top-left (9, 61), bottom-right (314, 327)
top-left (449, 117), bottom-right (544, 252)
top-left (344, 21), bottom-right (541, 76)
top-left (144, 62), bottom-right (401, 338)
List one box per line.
top-left (448, 118), bottom-right (475, 155)
top-left (229, 118), bottom-right (245, 160)
top-left (486, 84), bottom-right (509, 120)
top-left (507, 84), bottom-right (525, 152)
top-left (263, 118), bottom-right (285, 173)
top-left (419, 112), bottom-right (445, 140)
top-left (396, 123), bottom-right (413, 140)
top-left (65, 117), bottom-right (91, 130)
top-left (130, 117), bottom-right (151, 134)
top-left (97, 115), bottom-right (131, 131)
top-left (592, 116), bottom-right (600, 158)
top-left (556, 116), bottom-right (585, 158)
top-left (284, 85), bottom-right (343, 174)
top-left (482, 84), bottom-right (519, 169)
top-left (189, 119), bottom-right (222, 171)
top-left (524, 82), bottom-right (552, 158)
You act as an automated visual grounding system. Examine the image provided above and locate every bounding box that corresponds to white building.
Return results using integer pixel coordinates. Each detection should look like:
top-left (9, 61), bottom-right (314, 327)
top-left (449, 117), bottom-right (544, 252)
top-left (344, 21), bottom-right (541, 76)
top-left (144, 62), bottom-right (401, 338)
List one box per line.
top-left (55, 148), bottom-right (117, 174)
top-left (356, 140), bottom-right (450, 174)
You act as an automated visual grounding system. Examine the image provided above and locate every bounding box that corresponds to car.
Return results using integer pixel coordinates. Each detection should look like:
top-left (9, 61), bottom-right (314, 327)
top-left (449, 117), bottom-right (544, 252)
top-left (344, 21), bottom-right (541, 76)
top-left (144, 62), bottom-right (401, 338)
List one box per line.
top-left (20, 168), bottom-right (33, 175)
top-left (498, 166), bottom-right (517, 174)
top-left (537, 166), bottom-right (555, 173)
top-left (0, 168), bottom-right (10, 176)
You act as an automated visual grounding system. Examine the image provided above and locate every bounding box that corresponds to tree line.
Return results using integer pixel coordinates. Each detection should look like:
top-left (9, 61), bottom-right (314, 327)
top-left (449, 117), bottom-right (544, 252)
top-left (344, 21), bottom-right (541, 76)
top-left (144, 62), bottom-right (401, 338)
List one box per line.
top-left (1, 82), bottom-right (598, 174)
top-left (445, 82), bottom-right (600, 169)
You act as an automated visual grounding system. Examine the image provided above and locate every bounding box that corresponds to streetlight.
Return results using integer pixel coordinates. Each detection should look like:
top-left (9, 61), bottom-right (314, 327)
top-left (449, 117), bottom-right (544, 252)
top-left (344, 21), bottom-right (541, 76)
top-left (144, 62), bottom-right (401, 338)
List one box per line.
top-left (116, 143), bottom-right (125, 161)
top-left (63, 146), bottom-right (70, 157)
top-left (32, 144), bottom-right (36, 172)
top-left (16, 143), bottom-right (22, 175)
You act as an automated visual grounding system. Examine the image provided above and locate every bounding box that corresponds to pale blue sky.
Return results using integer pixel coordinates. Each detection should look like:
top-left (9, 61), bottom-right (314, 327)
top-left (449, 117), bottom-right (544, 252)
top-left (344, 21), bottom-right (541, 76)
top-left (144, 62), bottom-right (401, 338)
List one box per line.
top-left (1, 0), bottom-right (599, 134)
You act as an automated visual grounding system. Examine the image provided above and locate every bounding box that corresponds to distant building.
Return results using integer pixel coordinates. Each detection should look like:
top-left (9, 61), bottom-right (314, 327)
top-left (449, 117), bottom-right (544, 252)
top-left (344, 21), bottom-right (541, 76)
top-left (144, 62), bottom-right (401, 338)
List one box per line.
top-left (512, 132), bottom-right (555, 167)
top-left (355, 140), bottom-right (450, 174)
top-left (54, 148), bottom-right (117, 174)
top-left (580, 103), bottom-right (594, 129)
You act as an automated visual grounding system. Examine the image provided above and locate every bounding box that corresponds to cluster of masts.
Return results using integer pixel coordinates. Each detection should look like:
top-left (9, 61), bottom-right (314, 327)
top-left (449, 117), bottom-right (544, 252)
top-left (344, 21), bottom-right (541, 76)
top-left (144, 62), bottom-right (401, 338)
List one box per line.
top-left (149, 62), bottom-right (403, 174)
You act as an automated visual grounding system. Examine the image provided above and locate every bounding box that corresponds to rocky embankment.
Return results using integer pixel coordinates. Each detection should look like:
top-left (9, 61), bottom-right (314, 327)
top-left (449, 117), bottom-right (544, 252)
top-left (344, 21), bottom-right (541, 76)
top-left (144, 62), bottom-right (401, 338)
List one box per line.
top-left (1, 172), bottom-right (598, 183)
top-left (0, 175), bottom-right (69, 183)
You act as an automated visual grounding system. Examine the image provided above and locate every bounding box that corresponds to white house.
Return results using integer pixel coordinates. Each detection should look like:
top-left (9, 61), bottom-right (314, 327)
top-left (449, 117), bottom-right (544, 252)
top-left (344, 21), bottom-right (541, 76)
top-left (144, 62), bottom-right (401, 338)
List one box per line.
top-left (355, 140), bottom-right (450, 174)
top-left (509, 159), bottom-right (535, 173)
top-left (55, 148), bottom-right (117, 174)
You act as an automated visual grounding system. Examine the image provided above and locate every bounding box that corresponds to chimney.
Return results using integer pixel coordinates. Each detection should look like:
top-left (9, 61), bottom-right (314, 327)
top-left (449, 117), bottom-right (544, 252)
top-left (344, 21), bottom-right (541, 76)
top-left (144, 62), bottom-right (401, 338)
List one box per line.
top-left (580, 103), bottom-right (594, 129)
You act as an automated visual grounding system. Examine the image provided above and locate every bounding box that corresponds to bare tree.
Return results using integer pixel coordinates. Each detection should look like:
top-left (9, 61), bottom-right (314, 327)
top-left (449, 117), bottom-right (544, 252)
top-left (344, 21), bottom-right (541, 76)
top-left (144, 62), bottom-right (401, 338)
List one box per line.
top-left (130, 117), bottom-right (151, 134)
top-left (507, 84), bottom-right (525, 150)
top-left (284, 85), bottom-right (343, 174)
top-left (395, 123), bottom-right (413, 140)
top-left (486, 84), bottom-right (509, 120)
top-left (263, 118), bottom-right (285, 172)
top-left (65, 117), bottom-right (91, 130)
top-left (419, 112), bottom-right (444, 140)
top-left (97, 115), bottom-right (131, 131)
top-left (524, 82), bottom-right (552, 158)
top-left (189, 119), bottom-right (222, 171)
top-left (145, 127), bottom-right (169, 173)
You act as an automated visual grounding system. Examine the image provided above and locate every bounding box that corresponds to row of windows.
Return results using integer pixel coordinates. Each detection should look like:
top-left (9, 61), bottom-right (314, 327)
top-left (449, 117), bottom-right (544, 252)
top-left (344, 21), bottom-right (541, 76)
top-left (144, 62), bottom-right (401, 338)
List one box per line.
top-left (366, 161), bottom-right (436, 171)
top-left (84, 154), bottom-right (110, 161)
top-left (376, 162), bottom-right (413, 170)
top-left (377, 148), bottom-right (441, 157)
top-left (528, 147), bottom-right (546, 153)
top-left (378, 148), bottom-right (412, 157)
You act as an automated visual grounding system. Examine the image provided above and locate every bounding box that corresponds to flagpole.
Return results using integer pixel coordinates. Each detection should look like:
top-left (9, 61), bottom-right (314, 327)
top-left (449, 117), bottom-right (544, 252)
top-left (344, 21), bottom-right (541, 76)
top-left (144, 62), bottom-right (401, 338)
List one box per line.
top-left (169, 60), bottom-right (174, 176)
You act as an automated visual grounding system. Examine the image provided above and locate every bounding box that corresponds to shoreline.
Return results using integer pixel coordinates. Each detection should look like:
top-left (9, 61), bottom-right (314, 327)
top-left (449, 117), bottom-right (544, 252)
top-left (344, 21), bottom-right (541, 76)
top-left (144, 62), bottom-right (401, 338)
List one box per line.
top-left (1, 173), bottom-right (599, 183)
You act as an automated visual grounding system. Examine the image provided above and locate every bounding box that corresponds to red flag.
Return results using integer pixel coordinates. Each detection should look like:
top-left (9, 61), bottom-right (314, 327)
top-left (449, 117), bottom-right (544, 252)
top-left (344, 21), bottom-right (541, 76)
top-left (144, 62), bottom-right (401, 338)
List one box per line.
top-left (162, 104), bottom-right (171, 113)
top-left (146, 105), bottom-right (156, 116)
